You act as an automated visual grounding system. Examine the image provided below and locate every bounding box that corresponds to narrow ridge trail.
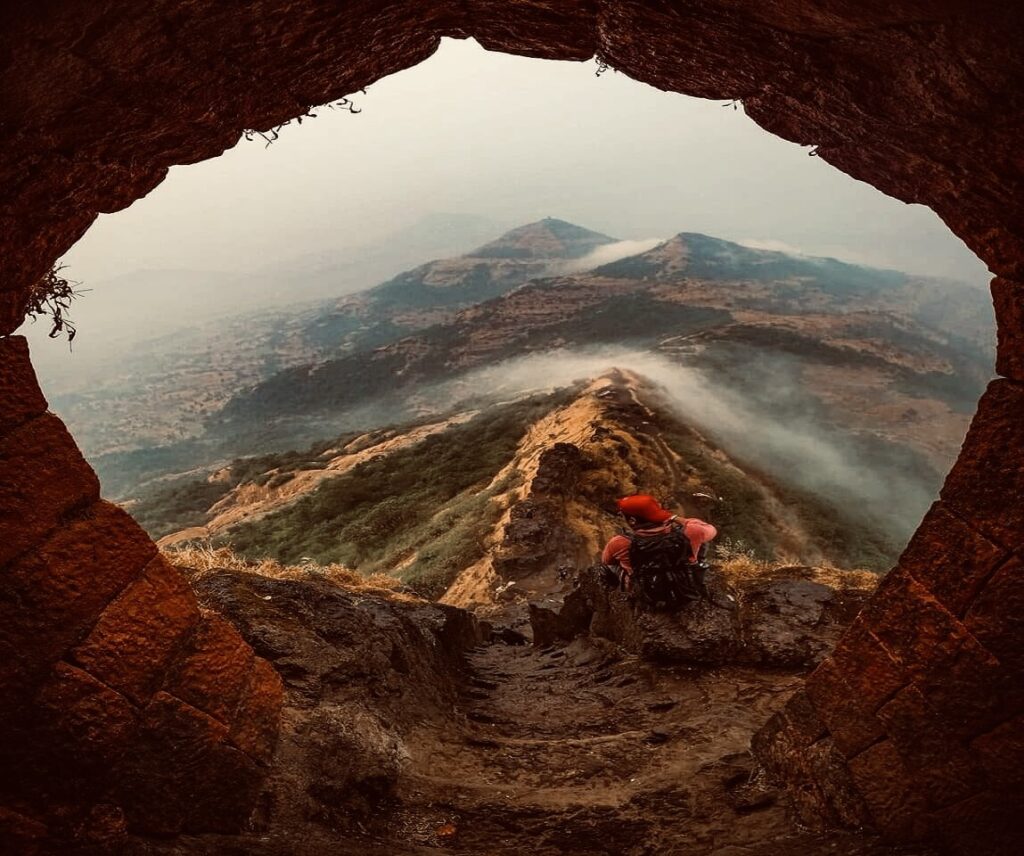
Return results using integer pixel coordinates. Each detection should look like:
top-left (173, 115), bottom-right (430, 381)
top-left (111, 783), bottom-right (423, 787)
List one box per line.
top-left (387, 636), bottom-right (926, 855)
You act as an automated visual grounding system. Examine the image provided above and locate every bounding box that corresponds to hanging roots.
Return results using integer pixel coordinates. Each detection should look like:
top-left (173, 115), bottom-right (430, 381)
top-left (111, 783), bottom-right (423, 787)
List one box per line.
top-left (25, 264), bottom-right (85, 344)
top-left (244, 91), bottom-right (365, 146)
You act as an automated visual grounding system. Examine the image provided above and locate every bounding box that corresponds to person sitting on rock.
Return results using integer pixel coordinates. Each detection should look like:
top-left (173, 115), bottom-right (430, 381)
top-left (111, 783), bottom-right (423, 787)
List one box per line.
top-left (601, 494), bottom-right (717, 609)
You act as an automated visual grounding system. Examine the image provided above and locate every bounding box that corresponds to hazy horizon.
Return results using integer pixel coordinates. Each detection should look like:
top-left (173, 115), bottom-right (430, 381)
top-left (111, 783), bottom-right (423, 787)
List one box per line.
top-left (22, 37), bottom-right (990, 379)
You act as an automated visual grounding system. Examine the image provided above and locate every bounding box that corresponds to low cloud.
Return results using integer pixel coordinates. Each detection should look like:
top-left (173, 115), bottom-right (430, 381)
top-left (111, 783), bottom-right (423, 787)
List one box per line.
top-left (737, 238), bottom-right (808, 255)
top-left (432, 347), bottom-right (935, 546)
top-left (737, 237), bottom-right (876, 267)
top-left (552, 238), bottom-right (664, 275)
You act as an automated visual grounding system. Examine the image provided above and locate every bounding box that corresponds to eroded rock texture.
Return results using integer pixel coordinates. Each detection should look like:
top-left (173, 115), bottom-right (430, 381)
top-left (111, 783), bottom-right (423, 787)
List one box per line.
top-left (530, 564), bottom-right (875, 670)
top-left (1, 2), bottom-right (1024, 854)
top-left (170, 569), bottom-right (487, 852)
top-left (0, 337), bottom-right (283, 852)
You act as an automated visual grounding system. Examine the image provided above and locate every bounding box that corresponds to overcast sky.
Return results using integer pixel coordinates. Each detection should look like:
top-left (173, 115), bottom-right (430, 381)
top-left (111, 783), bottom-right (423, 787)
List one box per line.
top-left (27, 37), bottom-right (988, 368)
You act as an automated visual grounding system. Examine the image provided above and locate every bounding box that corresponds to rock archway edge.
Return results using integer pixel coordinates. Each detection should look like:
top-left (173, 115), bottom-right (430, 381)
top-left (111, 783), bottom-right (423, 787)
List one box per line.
top-left (0, 2), bottom-right (1022, 852)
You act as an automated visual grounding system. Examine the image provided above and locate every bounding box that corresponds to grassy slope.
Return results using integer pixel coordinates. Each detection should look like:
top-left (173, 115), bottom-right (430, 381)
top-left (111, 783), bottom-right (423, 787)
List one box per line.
top-left (222, 392), bottom-right (573, 597)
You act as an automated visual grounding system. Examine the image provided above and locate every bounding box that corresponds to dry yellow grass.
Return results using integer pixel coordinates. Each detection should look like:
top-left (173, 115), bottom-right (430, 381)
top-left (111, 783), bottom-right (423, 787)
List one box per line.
top-left (161, 542), bottom-right (420, 601)
top-left (713, 542), bottom-right (880, 593)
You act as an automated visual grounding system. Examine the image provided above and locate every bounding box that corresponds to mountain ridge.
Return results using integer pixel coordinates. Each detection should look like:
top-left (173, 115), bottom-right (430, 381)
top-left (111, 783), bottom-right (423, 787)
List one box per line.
top-left (145, 370), bottom-right (902, 599)
top-left (78, 219), bottom-right (993, 531)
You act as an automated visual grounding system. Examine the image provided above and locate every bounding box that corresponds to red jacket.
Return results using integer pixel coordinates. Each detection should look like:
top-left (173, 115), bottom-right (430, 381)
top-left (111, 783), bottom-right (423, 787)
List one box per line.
top-left (602, 517), bottom-right (717, 574)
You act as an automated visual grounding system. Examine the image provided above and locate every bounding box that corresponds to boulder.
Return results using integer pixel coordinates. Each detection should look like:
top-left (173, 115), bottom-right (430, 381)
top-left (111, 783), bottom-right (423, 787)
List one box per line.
top-left (531, 564), bottom-right (877, 669)
top-left (186, 569), bottom-right (486, 835)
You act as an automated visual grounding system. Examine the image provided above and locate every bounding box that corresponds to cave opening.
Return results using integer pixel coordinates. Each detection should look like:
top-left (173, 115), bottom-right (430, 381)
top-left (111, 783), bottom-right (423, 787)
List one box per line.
top-left (21, 37), bottom-right (993, 578)
top-left (1, 5), bottom-right (1021, 853)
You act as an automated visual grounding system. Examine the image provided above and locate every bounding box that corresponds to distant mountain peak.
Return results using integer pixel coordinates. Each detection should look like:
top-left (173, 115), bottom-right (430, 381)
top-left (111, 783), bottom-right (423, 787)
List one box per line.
top-left (467, 219), bottom-right (617, 261)
top-left (591, 229), bottom-right (908, 295)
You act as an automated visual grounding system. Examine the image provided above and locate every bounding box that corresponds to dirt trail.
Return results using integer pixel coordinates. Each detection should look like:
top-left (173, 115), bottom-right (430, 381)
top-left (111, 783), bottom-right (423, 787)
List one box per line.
top-left (385, 637), bottom-right (927, 856)
top-left (150, 565), bottom-right (933, 856)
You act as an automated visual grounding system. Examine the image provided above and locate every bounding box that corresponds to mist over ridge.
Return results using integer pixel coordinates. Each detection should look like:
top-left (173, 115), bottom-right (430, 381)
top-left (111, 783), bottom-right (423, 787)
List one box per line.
top-left (426, 346), bottom-right (937, 544)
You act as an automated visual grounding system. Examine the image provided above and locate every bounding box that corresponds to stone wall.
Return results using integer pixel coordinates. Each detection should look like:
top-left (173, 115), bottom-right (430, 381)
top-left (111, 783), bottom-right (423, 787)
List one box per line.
top-left (0, 336), bottom-right (283, 852)
top-left (1, 1), bottom-right (1023, 852)
top-left (753, 381), bottom-right (1024, 853)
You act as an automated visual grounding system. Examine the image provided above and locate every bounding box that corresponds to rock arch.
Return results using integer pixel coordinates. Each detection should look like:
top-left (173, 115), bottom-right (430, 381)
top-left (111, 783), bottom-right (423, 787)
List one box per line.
top-left (1, 2), bottom-right (1021, 852)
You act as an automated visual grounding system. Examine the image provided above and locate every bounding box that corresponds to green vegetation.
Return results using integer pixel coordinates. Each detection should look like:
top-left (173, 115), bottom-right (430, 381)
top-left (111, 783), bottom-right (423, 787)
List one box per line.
top-left (129, 434), bottom-right (361, 539)
top-left (369, 473), bottom-right (519, 598)
top-left (537, 293), bottom-right (731, 345)
top-left (223, 392), bottom-right (571, 596)
top-left (130, 478), bottom-right (234, 540)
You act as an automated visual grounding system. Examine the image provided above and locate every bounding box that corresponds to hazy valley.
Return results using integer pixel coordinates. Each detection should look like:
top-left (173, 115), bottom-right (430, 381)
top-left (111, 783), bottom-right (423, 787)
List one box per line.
top-left (64, 216), bottom-right (991, 580)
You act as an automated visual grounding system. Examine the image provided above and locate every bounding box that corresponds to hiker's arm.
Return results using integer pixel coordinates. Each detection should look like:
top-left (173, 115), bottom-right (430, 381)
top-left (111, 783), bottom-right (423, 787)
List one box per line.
top-left (602, 535), bottom-right (630, 566)
top-left (685, 520), bottom-right (717, 559)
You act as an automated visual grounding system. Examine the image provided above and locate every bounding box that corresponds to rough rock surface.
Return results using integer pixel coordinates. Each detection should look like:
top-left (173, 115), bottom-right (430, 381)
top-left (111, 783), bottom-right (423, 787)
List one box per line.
top-left (530, 565), bottom-right (874, 669)
top-left (127, 567), bottom-right (931, 856)
top-left (151, 568), bottom-right (488, 851)
top-left (0, 339), bottom-right (283, 854)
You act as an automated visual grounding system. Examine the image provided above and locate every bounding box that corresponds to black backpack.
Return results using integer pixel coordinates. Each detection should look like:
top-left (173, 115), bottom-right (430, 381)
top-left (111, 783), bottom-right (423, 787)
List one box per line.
top-left (627, 523), bottom-right (706, 611)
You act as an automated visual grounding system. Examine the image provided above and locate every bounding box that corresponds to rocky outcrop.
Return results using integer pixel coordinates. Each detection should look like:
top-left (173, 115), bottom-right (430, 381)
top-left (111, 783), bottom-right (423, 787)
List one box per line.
top-left (530, 564), bottom-right (876, 670)
top-left (129, 564), bottom-right (921, 856)
top-left (492, 443), bottom-right (594, 580)
top-left (0, 338), bottom-right (283, 854)
top-left (163, 568), bottom-right (487, 851)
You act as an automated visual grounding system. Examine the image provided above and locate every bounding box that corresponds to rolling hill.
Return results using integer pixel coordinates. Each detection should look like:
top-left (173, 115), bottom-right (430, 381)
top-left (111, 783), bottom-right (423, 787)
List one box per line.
top-left (145, 371), bottom-right (904, 600)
